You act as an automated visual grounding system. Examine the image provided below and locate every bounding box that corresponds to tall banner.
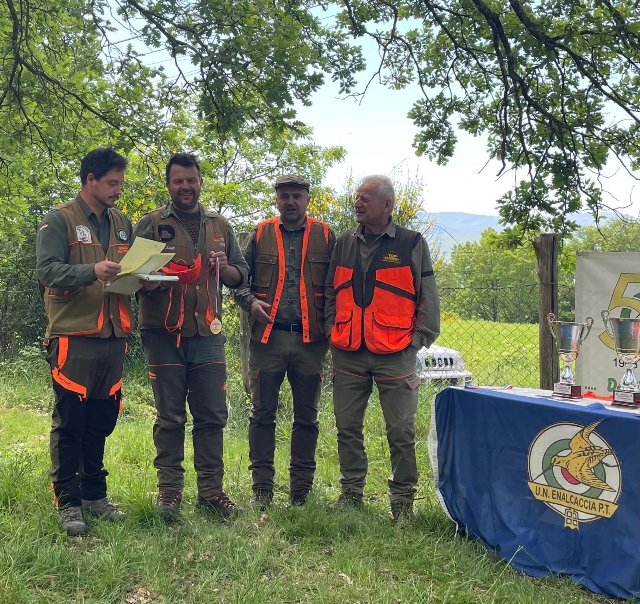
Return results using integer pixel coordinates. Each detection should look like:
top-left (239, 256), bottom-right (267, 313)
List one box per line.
top-left (576, 252), bottom-right (640, 396)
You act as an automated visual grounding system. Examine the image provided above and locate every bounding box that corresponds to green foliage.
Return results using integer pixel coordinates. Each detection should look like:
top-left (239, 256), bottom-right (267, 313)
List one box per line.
top-left (4, 0), bottom-right (639, 238)
top-left (438, 228), bottom-right (539, 323)
top-left (332, 0), bottom-right (640, 237)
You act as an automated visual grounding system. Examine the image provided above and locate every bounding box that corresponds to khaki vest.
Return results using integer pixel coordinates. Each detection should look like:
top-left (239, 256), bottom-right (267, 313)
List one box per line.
top-left (138, 206), bottom-right (228, 336)
top-left (250, 217), bottom-right (330, 343)
top-left (43, 200), bottom-right (133, 339)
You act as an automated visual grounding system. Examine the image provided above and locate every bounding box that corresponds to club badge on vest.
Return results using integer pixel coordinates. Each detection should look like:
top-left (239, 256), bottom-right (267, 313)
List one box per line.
top-left (158, 224), bottom-right (176, 242)
top-left (76, 225), bottom-right (92, 243)
top-left (118, 229), bottom-right (128, 241)
top-left (382, 252), bottom-right (401, 264)
top-left (212, 237), bottom-right (225, 251)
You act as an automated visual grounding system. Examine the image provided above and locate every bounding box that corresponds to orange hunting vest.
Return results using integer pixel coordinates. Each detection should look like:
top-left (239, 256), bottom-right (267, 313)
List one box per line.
top-left (331, 226), bottom-right (420, 354)
top-left (249, 217), bottom-right (330, 343)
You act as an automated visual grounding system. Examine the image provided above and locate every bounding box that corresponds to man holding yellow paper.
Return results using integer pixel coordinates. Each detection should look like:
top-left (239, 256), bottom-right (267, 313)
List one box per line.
top-left (133, 153), bottom-right (248, 522)
top-left (36, 148), bottom-right (132, 536)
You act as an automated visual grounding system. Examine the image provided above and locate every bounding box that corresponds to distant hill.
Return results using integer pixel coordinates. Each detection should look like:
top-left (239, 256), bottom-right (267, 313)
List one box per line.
top-left (428, 211), bottom-right (617, 253)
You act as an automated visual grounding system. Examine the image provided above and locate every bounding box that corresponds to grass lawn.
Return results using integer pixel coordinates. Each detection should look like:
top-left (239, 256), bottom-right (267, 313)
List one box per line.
top-left (0, 348), bottom-right (613, 604)
top-left (438, 319), bottom-right (539, 389)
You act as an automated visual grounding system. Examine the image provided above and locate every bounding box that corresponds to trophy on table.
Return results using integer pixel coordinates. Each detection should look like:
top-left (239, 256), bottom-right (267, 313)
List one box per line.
top-left (601, 310), bottom-right (640, 407)
top-left (547, 313), bottom-right (594, 398)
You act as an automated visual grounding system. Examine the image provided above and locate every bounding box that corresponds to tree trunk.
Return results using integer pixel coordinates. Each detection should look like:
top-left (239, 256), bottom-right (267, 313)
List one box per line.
top-left (533, 234), bottom-right (559, 390)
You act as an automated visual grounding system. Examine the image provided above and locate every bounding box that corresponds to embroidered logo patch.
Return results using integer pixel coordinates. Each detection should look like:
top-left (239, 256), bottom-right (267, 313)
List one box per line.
top-left (118, 229), bottom-right (128, 241)
top-left (158, 224), bottom-right (176, 242)
top-left (76, 225), bottom-right (92, 243)
top-left (382, 252), bottom-right (401, 264)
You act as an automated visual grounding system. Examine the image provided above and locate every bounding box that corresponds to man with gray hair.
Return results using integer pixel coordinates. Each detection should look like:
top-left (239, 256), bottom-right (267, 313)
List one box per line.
top-left (324, 174), bottom-right (440, 525)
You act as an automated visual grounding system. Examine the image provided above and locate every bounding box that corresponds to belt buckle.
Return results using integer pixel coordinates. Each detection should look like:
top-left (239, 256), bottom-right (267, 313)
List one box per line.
top-left (290, 324), bottom-right (299, 332)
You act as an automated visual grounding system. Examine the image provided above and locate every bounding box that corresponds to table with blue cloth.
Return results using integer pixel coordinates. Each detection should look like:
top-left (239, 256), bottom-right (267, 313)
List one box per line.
top-left (428, 386), bottom-right (640, 600)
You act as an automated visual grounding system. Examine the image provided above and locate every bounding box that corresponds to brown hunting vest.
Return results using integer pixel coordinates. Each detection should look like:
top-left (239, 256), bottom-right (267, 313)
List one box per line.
top-left (250, 217), bottom-right (330, 344)
top-left (43, 200), bottom-right (133, 339)
top-left (137, 206), bottom-right (228, 336)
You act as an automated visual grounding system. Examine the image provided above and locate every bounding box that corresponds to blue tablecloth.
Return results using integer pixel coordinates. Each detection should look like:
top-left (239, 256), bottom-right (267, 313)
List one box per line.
top-left (430, 387), bottom-right (640, 599)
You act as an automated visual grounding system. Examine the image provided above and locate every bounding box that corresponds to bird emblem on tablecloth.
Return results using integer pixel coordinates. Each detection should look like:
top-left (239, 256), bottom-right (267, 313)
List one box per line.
top-left (550, 421), bottom-right (615, 491)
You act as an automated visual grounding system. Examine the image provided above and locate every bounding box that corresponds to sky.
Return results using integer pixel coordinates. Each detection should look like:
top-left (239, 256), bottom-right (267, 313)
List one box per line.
top-left (119, 16), bottom-right (640, 220)
top-left (296, 77), bottom-right (640, 218)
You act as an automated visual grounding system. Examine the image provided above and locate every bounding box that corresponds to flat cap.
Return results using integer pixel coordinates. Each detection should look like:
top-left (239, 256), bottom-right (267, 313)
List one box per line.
top-left (274, 174), bottom-right (310, 190)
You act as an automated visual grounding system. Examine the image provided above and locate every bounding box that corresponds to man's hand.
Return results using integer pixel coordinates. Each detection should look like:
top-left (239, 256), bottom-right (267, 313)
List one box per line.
top-left (208, 251), bottom-right (229, 276)
top-left (210, 250), bottom-right (242, 286)
top-left (94, 260), bottom-right (121, 282)
top-left (250, 300), bottom-right (273, 324)
top-left (139, 270), bottom-right (161, 291)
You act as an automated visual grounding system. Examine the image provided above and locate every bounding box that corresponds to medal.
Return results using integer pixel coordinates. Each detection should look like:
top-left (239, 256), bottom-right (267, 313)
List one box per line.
top-left (209, 255), bottom-right (222, 334)
top-left (210, 318), bottom-right (222, 334)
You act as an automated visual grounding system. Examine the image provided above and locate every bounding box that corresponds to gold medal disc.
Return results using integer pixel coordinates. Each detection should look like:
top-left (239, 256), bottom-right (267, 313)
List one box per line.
top-left (210, 318), bottom-right (223, 334)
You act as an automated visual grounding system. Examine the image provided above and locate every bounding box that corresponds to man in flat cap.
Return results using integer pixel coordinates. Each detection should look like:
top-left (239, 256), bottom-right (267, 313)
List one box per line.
top-left (234, 174), bottom-right (335, 508)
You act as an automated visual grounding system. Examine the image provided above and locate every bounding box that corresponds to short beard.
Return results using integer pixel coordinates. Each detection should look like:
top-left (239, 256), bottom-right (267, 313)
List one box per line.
top-left (171, 194), bottom-right (198, 212)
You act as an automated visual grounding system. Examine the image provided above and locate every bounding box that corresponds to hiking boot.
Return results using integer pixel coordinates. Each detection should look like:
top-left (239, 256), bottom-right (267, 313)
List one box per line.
top-left (81, 497), bottom-right (125, 521)
top-left (197, 491), bottom-right (245, 519)
top-left (336, 492), bottom-right (363, 508)
top-left (250, 489), bottom-right (273, 511)
top-left (156, 490), bottom-right (182, 523)
top-left (57, 505), bottom-right (86, 536)
top-left (290, 490), bottom-right (310, 506)
top-left (391, 500), bottom-right (415, 528)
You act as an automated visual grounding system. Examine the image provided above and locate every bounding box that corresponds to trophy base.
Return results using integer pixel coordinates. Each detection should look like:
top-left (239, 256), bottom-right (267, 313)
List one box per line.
top-left (612, 390), bottom-right (640, 408)
top-left (552, 383), bottom-right (582, 398)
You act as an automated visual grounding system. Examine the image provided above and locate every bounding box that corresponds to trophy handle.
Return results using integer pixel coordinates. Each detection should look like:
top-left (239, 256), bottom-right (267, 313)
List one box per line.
top-left (546, 313), bottom-right (556, 336)
top-left (601, 309), bottom-right (614, 338)
top-left (580, 316), bottom-right (594, 342)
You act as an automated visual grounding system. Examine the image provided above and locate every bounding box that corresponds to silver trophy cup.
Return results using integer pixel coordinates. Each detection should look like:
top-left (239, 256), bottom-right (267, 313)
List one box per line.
top-left (602, 310), bottom-right (640, 406)
top-left (547, 313), bottom-right (594, 397)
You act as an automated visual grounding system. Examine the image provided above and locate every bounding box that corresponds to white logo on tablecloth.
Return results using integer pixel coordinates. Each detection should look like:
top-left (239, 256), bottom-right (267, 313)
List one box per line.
top-left (527, 421), bottom-right (621, 529)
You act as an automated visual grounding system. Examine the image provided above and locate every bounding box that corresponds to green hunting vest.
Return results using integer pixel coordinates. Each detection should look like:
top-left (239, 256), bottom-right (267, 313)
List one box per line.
top-left (43, 200), bottom-right (133, 339)
top-left (137, 206), bottom-right (228, 336)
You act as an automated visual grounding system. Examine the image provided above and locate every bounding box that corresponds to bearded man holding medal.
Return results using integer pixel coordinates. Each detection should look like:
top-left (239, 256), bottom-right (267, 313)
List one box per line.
top-left (133, 153), bottom-right (248, 522)
top-left (233, 174), bottom-right (335, 509)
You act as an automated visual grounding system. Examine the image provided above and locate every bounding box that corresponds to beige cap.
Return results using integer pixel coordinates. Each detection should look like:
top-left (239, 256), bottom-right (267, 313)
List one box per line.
top-left (274, 174), bottom-right (310, 190)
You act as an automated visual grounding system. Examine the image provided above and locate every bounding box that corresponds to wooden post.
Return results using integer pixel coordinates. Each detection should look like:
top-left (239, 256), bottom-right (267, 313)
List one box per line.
top-left (533, 233), bottom-right (559, 390)
top-left (238, 232), bottom-right (251, 395)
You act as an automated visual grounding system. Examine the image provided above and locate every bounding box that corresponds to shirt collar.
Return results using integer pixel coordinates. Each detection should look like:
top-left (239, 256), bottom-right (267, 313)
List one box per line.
top-left (162, 201), bottom-right (204, 220)
top-left (278, 216), bottom-right (307, 232)
top-left (76, 194), bottom-right (108, 224)
top-left (355, 216), bottom-right (396, 239)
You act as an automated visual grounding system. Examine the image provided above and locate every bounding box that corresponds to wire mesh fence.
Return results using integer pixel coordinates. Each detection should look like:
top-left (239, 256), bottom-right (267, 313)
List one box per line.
top-left (0, 278), bottom-right (574, 391)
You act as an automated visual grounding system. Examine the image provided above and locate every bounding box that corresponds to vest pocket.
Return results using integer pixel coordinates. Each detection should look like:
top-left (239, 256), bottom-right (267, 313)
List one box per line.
top-left (309, 254), bottom-right (330, 286)
top-left (46, 285), bottom-right (103, 334)
top-left (371, 312), bottom-right (414, 353)
top-left (254, 253), bottom-right (277, 287)
top-left (314, 295), bottom-right (325, 332)
top-left (332, 309), bottom-right (353, 349)
top-left (47, 286), bottom-right (80, 298)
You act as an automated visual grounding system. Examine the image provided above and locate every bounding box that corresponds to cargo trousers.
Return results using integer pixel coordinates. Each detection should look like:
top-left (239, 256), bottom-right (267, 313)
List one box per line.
top-left (248, 329), bottom-right (329, 494)
top-left (331, 344), bottom-right (422, 503)
top-left (47, 335), bottom-right (125, 508)
top-left (141, 330), bottom-right (228, 497)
